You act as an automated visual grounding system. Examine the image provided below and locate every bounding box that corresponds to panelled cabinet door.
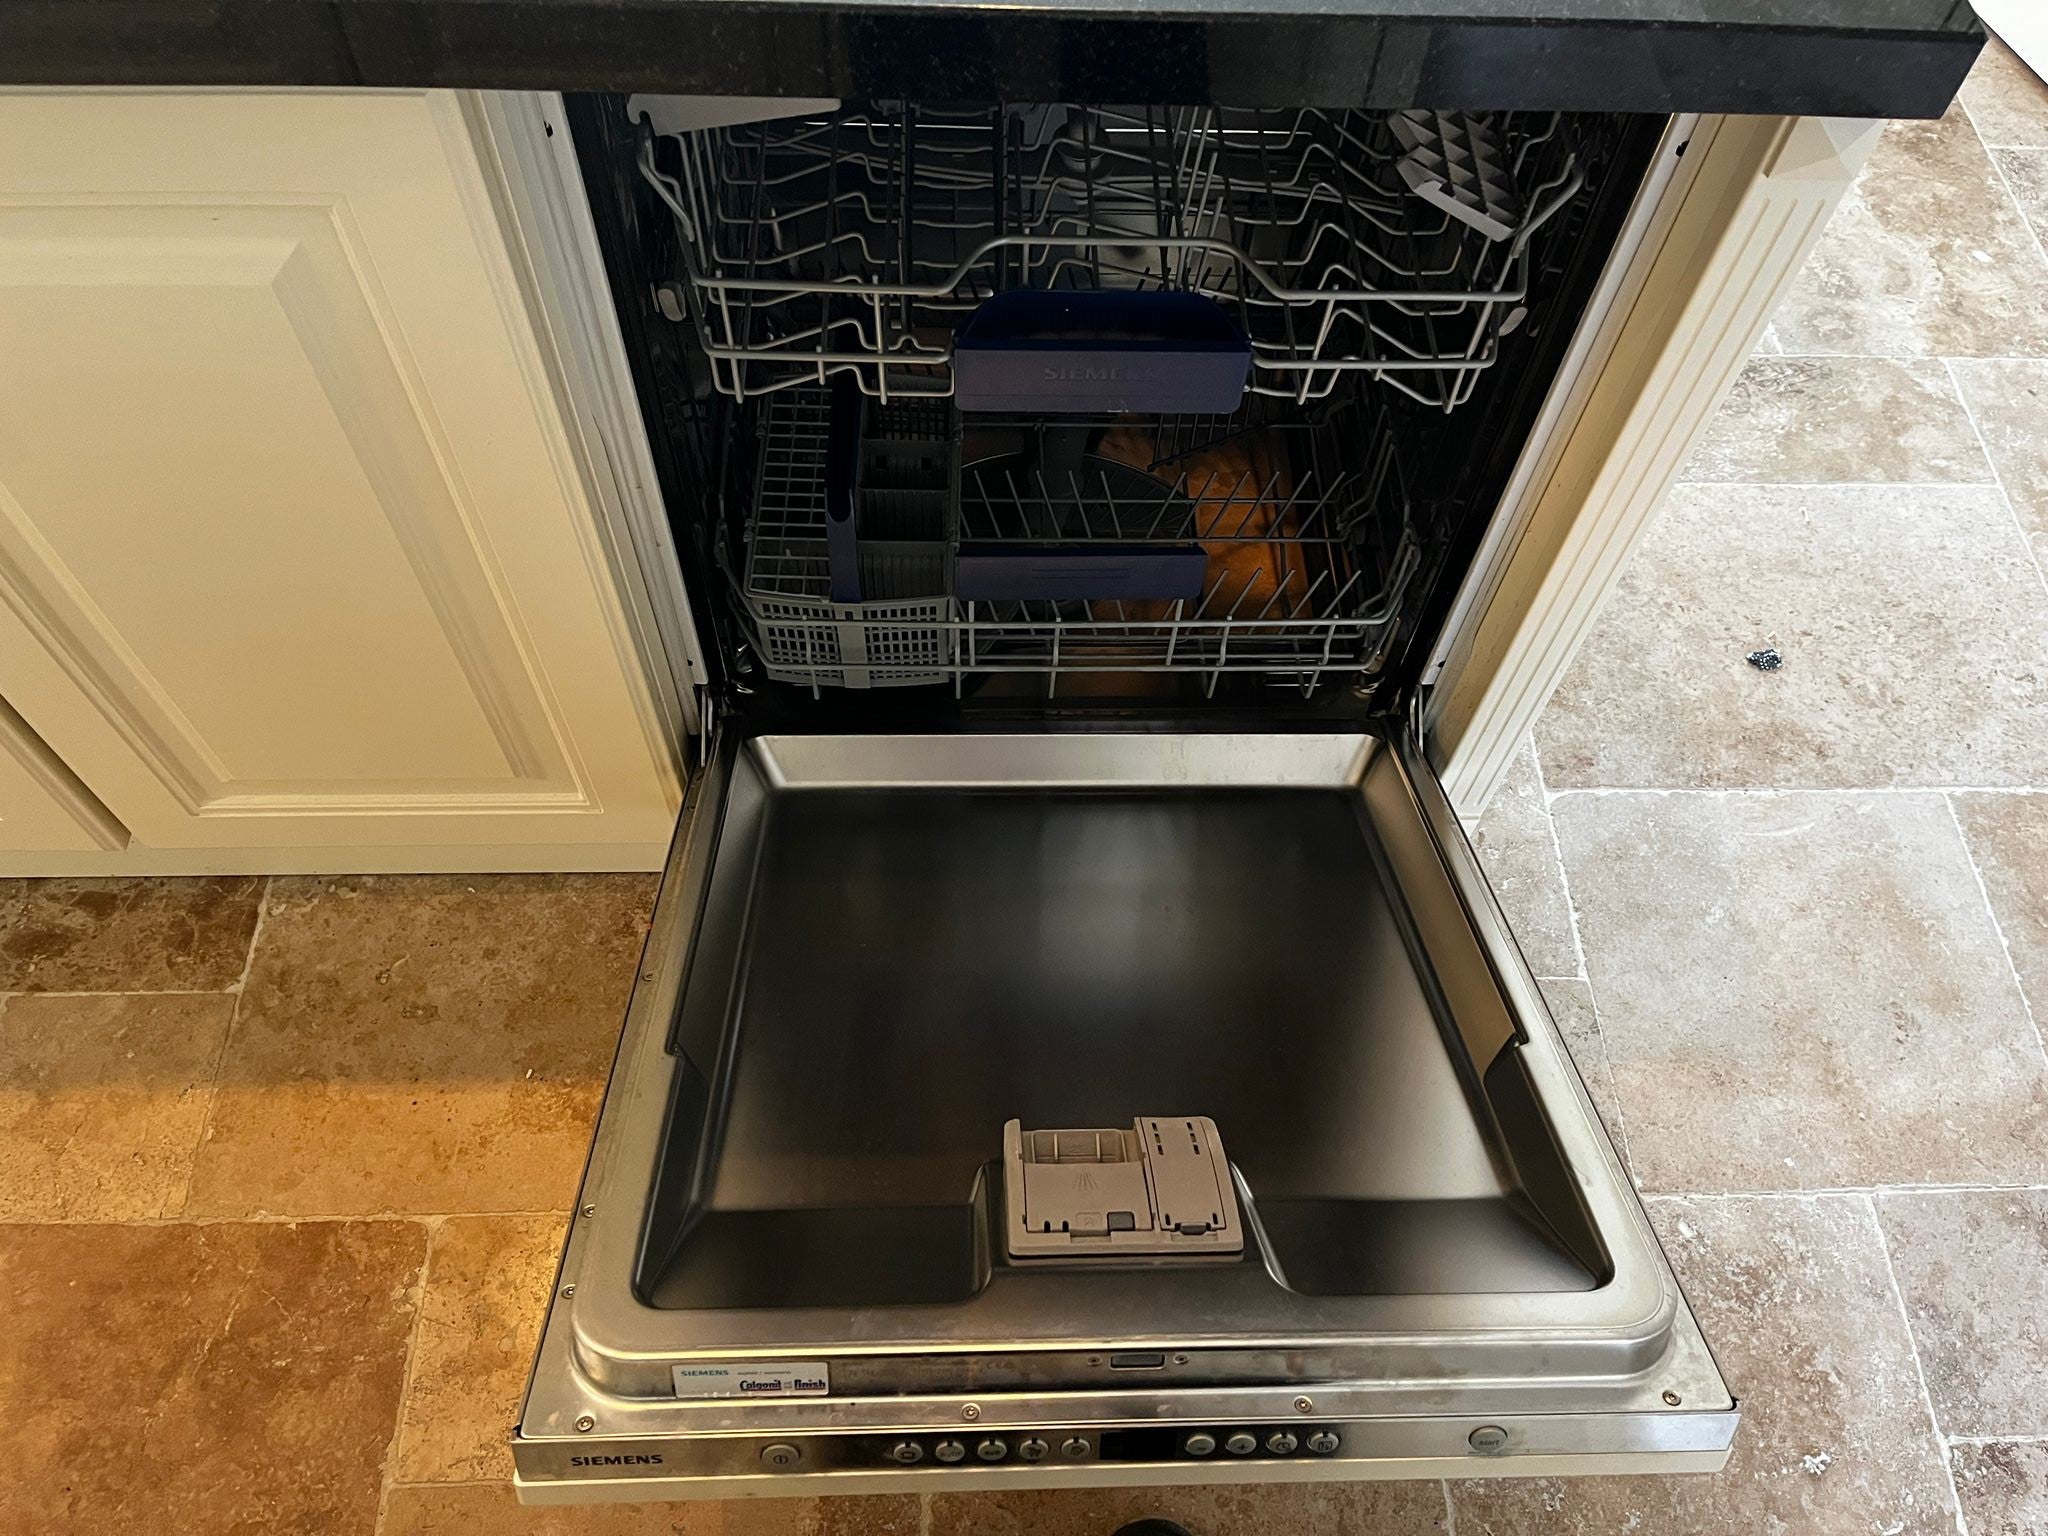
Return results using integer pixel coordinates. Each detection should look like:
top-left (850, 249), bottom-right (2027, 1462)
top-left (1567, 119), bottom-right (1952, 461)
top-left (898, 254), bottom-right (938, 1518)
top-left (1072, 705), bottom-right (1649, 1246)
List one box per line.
top-left (0, 696), bottom-right (126, 855)
top-left (0, 92), bottom-right (680, 867)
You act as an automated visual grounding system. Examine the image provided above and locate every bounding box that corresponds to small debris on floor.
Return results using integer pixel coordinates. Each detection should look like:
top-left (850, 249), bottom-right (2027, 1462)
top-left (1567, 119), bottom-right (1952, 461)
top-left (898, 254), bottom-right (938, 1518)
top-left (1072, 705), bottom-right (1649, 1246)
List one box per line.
top-left (1746, 647), bottom-right (1783, 672)
top-left (1801, 1450), bottom-right (1833, 1477)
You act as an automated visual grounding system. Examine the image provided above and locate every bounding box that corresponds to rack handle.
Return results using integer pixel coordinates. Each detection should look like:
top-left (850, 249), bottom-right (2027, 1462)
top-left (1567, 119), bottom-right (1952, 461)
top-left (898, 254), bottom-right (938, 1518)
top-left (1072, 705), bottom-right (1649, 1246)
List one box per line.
top-left (954, 291), bottom-right (1251, 415)
top-left (824, 374), bottom-right (865, 602)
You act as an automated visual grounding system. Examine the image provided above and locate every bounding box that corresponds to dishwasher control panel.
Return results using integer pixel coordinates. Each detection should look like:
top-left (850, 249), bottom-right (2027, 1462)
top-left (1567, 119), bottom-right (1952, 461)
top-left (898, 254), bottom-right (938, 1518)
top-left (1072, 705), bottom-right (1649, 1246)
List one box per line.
top-left (845, 1426), bottom-right (1344, 1471)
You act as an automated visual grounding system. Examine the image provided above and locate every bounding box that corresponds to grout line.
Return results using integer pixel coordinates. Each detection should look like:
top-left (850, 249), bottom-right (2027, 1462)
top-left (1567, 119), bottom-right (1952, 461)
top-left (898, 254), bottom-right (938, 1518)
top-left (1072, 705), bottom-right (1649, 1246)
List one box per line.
top-left (1943, 355), bottom-right (2048, 603)
top-left (377, 1215), bottom-right (443, 1536)
top-left (1967, 101), bottom-right (2048, 274)
top-left (172, 878), bottom-right (272, 1220)
top-left (1943, 793), bottom-right (2048, 1070)
top-left (1, 987), bottom-right (252, 998)
top-left (1673, 478), bottom-right (1999, 491)
top-left (0, 1209), bottom-right (579, 1228)
top-left (1950, 95), bottom-right (2048, 606)
top-left (1528, 755), bottom-right (1640, 1180)
top-left (1543, 785), bottom-right (2048, 802)
top-left (1527, 743), bottom-right (1588, 983)
top-left (918, 1490), bottom-right (934, 1536)
top-left (229, 876), bottom-right (272, 996)
top-left (1644, 1181), bottom-right (2048, 1202)
top-left (1869, 1194), bottom-right (1972, 1536)
top-left (1948, 1433), bottom-right (2048, 1446)
top-left (1769, 349), bottom-right (2048, 362)
top-left (1441, 1478), bottom-right (1458, 1535)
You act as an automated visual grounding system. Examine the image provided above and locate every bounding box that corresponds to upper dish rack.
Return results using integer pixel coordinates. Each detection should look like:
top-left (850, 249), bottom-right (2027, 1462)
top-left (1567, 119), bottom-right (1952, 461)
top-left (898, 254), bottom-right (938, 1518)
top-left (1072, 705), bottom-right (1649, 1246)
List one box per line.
top-left (638, 103), bottom-right (1588, 412)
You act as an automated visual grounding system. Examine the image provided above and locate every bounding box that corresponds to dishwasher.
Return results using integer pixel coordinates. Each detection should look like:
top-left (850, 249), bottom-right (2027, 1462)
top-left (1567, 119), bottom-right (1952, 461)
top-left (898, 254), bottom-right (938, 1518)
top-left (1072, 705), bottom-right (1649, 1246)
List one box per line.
top-left (517, 91), bottom-right (1727, 1501)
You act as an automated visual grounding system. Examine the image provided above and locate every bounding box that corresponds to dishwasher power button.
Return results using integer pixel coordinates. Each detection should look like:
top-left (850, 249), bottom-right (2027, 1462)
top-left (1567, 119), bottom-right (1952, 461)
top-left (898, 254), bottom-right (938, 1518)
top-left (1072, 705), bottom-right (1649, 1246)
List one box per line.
top-left (760, 1442), bottom-right (805, 1471)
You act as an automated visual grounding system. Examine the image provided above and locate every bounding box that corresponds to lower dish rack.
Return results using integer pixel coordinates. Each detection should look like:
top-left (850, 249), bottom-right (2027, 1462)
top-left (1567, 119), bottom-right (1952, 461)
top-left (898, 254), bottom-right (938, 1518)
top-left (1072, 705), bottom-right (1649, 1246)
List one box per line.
top-left (733, 386), bottom-right (1421, 694)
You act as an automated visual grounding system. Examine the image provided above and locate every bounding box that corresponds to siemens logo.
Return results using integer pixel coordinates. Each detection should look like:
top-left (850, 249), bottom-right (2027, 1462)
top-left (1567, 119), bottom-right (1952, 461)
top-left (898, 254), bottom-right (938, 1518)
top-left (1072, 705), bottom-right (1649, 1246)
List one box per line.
top-left (1041, 365), bottom-right (1126, 382)
top-left (569, 1453), bottom-right (664, 1467)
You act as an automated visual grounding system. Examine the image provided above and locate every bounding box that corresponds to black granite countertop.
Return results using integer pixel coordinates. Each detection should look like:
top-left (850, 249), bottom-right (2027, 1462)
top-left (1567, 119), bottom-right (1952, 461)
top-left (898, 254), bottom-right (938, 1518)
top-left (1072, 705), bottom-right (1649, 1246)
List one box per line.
top-left (0, 0), bottom-right (1984, 115)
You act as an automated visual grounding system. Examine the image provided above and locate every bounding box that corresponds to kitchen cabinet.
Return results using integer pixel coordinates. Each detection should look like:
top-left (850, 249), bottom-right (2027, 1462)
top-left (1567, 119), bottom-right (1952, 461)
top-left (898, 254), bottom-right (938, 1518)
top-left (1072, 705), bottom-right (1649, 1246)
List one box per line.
top-left (0, 91), bottom-right (683, 874)
top-left (0, 696), bottom-right (124, 855)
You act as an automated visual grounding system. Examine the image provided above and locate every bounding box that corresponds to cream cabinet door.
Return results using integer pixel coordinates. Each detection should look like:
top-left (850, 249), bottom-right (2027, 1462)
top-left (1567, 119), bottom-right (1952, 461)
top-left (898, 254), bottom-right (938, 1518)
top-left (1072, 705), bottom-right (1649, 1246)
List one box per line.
top-left (0, 92), bottom-right (681, 870)
top-left (0, 695), bottom-right (126, 855)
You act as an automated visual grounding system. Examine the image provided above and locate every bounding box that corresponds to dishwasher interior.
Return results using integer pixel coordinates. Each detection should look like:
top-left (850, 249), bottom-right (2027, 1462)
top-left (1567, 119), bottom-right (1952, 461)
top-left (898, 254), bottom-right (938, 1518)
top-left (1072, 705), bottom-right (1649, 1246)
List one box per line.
top-left (515, 91), bottom-right (1735, 1500)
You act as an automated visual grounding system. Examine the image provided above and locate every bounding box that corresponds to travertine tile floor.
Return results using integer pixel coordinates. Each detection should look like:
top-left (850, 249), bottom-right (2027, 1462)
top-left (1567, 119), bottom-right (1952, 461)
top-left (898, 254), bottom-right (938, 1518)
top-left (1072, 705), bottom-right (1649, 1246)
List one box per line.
top-left (8, 40), bottom-right (2048, 1536)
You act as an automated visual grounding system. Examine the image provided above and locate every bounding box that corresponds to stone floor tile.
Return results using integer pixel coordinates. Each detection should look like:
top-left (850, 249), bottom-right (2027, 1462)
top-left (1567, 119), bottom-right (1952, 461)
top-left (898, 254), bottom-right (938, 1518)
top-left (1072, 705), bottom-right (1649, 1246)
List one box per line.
top-left (0, 875), bottom-right (263, 992)
top-left (1964, 34), bottom-right (2048, 149)
top-left (1950, 1441), bottom-right (2048, 1535)
top-left (396, 1214), bottom-right (565, 1483)
top-left (1770, 108), bottom-right (2048, 358)
top-left (1681, 357), bottom-right (1989, 485)
top-left (1450, 1195), bottom-right (1956, 1535)
top-left (0, 993), bottom-right (233, 1220)
top-left (185, 874), bottom-right (655, 1218)
top-left (1551, 792), bottom-right (2048, 1192)
top-left (379, 1483), bottom-right (920, 1535)
top-left (1949, 358), bottom-right (2048, 543)
top-left (1471, 740), bottom-right (1579, 978)
top-left (1993, 146), bottom-right (2048, 258)
top-left (1879, 1190), bottom-right (2048, 1437)
top-left (1953, 792), bottom-right (2048, 1020)
top-left (926, 1481), bottom-right (1447, 1536)
top-left (1539, 979), bottom-right (1631, 1176)
top-left (1535, 485), bottom-right (2048, 789)
top-left (4, 1219), bottom-right (422, 1535)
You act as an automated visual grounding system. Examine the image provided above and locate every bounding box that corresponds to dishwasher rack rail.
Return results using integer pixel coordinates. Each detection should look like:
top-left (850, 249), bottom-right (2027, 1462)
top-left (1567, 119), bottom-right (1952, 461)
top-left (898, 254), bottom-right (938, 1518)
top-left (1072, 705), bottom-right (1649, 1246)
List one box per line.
top-left (639, 103), bottom-right (1587, 411)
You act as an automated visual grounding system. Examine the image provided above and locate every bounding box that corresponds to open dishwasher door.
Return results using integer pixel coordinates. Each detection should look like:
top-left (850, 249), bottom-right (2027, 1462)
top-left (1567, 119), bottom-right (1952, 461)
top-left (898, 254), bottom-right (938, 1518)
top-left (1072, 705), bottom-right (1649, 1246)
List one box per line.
top-left (513, 728), bottom-right (1735, 1501)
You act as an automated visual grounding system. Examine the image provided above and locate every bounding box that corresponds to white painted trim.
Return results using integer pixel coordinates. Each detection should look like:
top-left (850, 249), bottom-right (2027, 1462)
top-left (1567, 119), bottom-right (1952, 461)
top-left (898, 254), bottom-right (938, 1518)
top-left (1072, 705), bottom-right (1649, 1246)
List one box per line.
top-left (1428, 114), bottom-right (1882, 816)
top-left (0, 839), bottom-right (669, 878)
top-left (462, 90), bottom-right (709, 744)
top-left (0, 693), bottom-right (128, 852)
top-left (1422, 113), bottom-right (1700, 711)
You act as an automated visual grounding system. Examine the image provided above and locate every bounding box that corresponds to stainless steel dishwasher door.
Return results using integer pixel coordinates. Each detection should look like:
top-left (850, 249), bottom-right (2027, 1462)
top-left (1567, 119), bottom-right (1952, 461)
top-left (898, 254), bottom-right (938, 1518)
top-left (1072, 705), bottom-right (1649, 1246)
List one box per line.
top-left (514, 730), bottom-right (1735, 1502)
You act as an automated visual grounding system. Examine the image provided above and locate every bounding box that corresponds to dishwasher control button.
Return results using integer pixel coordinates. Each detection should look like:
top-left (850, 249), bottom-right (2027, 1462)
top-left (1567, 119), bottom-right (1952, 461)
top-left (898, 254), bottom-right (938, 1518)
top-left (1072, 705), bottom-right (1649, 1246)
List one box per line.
top-left (1182, 1431), bottom-right (1218, 1457)
top-left (1265, 1431), bottom-right (1299, 1456)
top-left (760, 1442), bottom-right (805, 1470)
top-left (934, 1439), bottom-right (967, 1464)
top-left (1306, 1430), bottom-right (1341, 1455)
top-left (976, 1438), bottom-right (1008, 1462)
top-left (1017, 1438), bottom-right (1050, 1462)
top-left (1224, 1431), bottom-right (1258, 1456)
top-left (1060, 1437), bottom-right (1091, 1459)
top-left (888, 1440), bottom-right (924, 1466)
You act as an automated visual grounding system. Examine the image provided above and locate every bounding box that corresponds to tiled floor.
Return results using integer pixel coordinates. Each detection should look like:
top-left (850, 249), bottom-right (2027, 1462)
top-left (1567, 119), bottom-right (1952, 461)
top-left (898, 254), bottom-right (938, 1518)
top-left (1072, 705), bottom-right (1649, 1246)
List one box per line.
top-left (7, 40), bottom-right (2048, 1536)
